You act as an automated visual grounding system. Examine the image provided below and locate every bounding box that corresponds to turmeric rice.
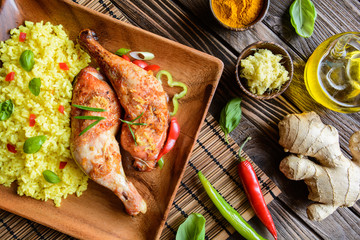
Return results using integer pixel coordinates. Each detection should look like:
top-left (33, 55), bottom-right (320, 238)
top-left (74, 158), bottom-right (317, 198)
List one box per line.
top-left (0, 21), bottom-right (90, 206)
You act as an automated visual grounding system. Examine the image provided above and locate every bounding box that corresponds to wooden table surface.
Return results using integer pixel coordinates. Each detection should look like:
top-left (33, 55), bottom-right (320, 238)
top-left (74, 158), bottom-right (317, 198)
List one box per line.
top-left (107, 0), bottom-right (360, 239)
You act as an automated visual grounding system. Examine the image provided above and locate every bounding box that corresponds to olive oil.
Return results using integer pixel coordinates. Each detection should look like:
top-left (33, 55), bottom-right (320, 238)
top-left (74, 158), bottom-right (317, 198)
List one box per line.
top-left (304, 33), bottom-right (360, 113)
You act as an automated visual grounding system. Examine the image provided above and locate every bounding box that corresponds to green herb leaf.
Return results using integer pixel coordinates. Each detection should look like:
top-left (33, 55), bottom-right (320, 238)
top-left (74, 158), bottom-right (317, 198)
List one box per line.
top-left (72, 104), bottom-right (107, 112)
top-left (20, 50), bottom-right (35, 71)
top-left (158, 157), bottom-right (164, 169)
top-left (75, 116), bottom-right (106, 120)
top-left (290, 0), bottom-right (317, 38)
top-left (23, 135), bottom-right (47, 154)
top-left (0, 99), bottom-right (14, 121)
top-left (29, 77), bottom-right (41, 96)
top-left (42, 170), bottom-right (61, 184)
top-left (219, 98), bottom-right (242, 143)
top-left (120, 119), bottom-right (147, 126)
top-left (132, 111), bottom-right (145, 122)
top-left (176, 213), bottom-right (206, 240)
top-left (119, 111), bottom-right (147, 145)
top-left (115, 48), bottom-right (131, 56)
top-left (79, 119), bottom-right (102, 136)
top-left (128, 125), bottom-right (137, 146)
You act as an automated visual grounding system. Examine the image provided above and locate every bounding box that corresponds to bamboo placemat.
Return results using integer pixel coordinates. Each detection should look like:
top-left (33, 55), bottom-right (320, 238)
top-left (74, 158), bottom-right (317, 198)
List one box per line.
top-left (0, 0), bottom-right (281, 239)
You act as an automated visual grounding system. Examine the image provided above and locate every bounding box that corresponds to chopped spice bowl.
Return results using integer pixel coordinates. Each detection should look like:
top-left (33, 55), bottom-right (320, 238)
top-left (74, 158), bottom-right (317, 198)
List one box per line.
top-left (209, 0), bottom-right (270, 31)
top-left (235, 41), bottom-right (294, 100)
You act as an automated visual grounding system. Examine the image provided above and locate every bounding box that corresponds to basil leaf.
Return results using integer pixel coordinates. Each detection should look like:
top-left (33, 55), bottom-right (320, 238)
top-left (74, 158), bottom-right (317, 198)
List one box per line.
top-left (0, 99), bottom-right (14, 121)
top-left (23, 135), bottom-right (47, 154)
top-left (219, 98), bottom-right (242, 143)
top-left (115, 48), bottom-right (131, 56)
top-left (29, 77), bottom-right (41, 96)
top-left (176, 213), bottom-right (206, 240)
top-left (42, 170), bottom-right (61, 184)
top-left (20, 50), bottom-right (35, 71)
top-left (290, 0), bottom-right (317, 38)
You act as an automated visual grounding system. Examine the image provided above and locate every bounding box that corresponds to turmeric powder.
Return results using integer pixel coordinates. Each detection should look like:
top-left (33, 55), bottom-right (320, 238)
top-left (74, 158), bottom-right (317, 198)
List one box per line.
top-left (211, 0), bottom-right (264, 28)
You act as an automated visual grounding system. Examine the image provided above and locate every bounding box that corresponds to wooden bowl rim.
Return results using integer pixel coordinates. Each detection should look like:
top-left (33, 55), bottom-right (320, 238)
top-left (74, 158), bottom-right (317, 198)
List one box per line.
top-left (209, 0), bottom-right (270, 31)
top-left (235, 41), bottom-right (294, 100)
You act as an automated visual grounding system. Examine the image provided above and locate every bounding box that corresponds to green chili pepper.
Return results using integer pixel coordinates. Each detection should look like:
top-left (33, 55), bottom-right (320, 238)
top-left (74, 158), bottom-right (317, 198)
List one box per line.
top-left (198, 171), bottom-right (267, 240)
top-left (156, 70), bottom-right (187, 116)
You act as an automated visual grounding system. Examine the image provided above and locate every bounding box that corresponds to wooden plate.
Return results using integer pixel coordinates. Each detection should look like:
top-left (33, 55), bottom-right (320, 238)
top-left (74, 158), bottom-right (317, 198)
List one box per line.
top-left (0, 0), bottom-right (223, 239)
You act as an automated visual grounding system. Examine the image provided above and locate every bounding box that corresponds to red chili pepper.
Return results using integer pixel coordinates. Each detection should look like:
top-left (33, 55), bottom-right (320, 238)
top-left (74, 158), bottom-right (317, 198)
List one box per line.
top-left (237, 137), bottom-right (277, 240)
top-left (132, 60), bottom-right (148, 69)
top-left (29, 114), bottom-right (36, 127)
top-left (144, 64), bottom-right (160, 72)
top-left (19, 32), bottom-right (26, 42)
top-left (59, 62), bottom-right (69, 70)
top-left (58, 105), bottom-right (65, 114)
top-left (59, 161), bottom-right (68, 169)
top-left (122, 55), bottom-right (131, 61)
top-left (7, 144), bottom-right (17, 153)
top-left (5, 72), bottom-right (15, 82)
top-left (156, 117), bottom-right (180, 161)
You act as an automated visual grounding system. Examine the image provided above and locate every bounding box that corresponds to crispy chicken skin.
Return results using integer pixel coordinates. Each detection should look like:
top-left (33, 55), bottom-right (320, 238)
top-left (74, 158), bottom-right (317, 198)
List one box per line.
top-left (78, 30), bottom-right (169, 172)
top-left (70, 66), bottom-right (146, 215)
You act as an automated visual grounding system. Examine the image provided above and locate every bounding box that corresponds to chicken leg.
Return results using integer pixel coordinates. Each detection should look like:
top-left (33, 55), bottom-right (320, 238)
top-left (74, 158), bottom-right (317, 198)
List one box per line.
top-left (78, 30), bottom-right (169, 172)
top-left (70, 66), bottom-right (147, 215)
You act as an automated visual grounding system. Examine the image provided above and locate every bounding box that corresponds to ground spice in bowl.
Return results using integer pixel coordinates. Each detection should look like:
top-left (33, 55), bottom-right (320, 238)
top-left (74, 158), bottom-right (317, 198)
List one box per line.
top-left (210, 0), bottom-right (267, 30)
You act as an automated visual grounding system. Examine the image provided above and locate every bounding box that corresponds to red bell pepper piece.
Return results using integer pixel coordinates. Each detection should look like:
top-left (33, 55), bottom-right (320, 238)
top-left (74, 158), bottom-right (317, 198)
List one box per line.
top-left (58, 105), bottom-right (65, 114)
top-left (132, 60), bottom-right (148, 69)
top-left (59, 161), bottom-right (67, 169)
top-left (19, 32), bottom-right (26, 42)
top-left (122, 55), bottom-right (131, 61)
top-left (7, 144), bottom-right (17, 153)
top-left (29, 114), bottom-right (36, 127)
top-left (156, 117), bottom-right (180, 161)
top-left (5, 72), bottom-right (15, 82)
top-left (59, 62), bottom-right (69, 70)
top-left (237, 137), bottom-right (277, 240)
top-left (144, 64), bottom-right (160, 72)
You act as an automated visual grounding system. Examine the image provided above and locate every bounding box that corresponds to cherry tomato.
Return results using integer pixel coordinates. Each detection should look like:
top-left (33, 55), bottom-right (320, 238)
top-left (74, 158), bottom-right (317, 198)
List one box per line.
top-left (5, 72), bottom-right (15, 81)
top-left (58, 105), bottom-right (65, 114)
top-left (122, 55), bottom-right (131, 61)
top-left (132, 60), bottom-right (148, 69)
top-left (7, 144), bottom-right (17, 153)
top-left (19, 32), bottom-right (26, 42)
top-left (29, 114), bottom-right (36, 127)
top-left (144, 64), bottom-right (160, 72)
top-left (59, 62), bottom-right (69, 70)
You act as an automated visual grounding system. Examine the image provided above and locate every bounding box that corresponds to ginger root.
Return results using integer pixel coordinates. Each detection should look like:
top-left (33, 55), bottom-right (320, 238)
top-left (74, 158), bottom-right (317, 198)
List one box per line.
top-left (278, 112), bottom-right (360, 221)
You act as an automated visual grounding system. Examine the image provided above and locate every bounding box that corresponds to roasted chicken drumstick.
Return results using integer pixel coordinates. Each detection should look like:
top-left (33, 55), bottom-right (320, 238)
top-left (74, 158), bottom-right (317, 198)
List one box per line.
top-left (78, 30), bottom-right (170, 172)
top-left (70, 66), bottom-right (147, 215)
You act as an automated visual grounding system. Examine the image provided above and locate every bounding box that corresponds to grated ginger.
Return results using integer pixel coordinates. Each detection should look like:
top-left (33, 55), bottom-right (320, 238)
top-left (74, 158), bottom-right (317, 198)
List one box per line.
top-left (240, 49), bottom-right (289, 95)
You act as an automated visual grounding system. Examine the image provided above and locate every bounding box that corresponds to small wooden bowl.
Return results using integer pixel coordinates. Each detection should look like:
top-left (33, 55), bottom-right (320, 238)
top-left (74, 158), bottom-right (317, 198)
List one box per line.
top-left (209, 0), bottom-right (270, 31)
top-left (235, 41), bottom-right (293, 100)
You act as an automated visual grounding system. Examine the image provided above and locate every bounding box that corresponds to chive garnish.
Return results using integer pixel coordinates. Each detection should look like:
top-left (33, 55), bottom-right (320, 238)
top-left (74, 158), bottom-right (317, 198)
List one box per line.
top-left (75, 116), bottom-right (106, 120)
top-left (120, 111), bottom-right (147, 146)
top-left (79, 119), bottom-right (103, 136)
top-left (72, 104), bottom-right (107, 112)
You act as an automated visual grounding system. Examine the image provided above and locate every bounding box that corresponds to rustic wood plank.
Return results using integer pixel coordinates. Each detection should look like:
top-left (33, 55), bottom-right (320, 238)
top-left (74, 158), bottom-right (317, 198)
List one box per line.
top-left (110, 0), bottom-right (360, 239)
top-left (265, 0), bottom-right (360, 59)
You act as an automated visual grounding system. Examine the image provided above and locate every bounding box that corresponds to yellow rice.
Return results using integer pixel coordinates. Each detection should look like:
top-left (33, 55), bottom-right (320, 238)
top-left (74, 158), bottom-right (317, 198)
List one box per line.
top-left (0, 21), bottom-right (91, 206)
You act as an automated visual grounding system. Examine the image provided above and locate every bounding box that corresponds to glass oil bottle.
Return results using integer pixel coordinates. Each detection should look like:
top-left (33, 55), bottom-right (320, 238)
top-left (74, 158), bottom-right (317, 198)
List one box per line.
top-left (304, 33), bottom-right (360, 113)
